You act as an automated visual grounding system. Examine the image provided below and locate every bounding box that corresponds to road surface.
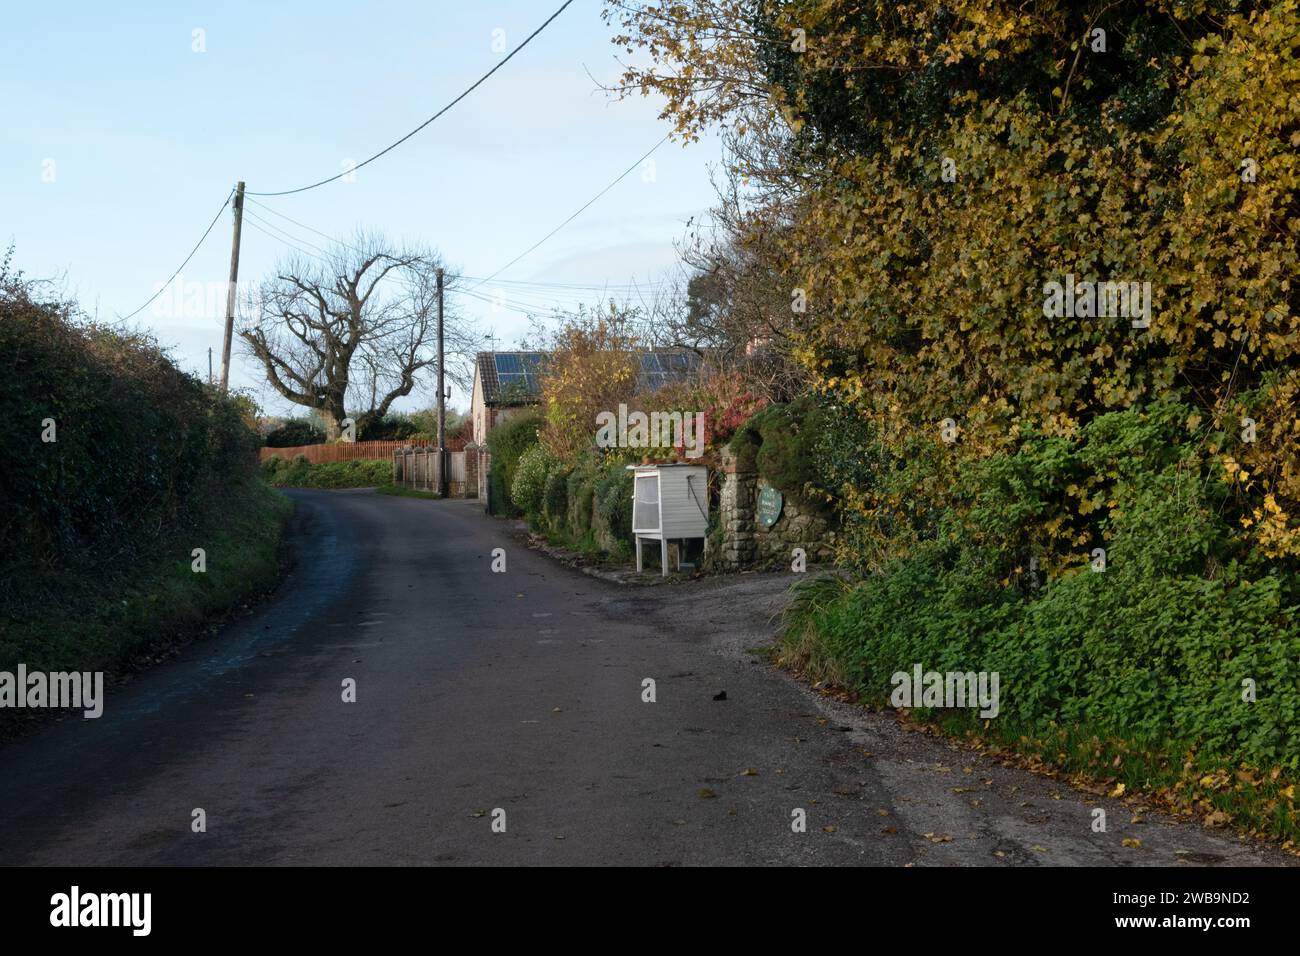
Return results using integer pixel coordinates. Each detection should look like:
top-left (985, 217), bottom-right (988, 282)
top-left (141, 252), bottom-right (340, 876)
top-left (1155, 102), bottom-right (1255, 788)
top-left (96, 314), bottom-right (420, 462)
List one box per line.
top-left (0, 490), bottom-right (1290, 866)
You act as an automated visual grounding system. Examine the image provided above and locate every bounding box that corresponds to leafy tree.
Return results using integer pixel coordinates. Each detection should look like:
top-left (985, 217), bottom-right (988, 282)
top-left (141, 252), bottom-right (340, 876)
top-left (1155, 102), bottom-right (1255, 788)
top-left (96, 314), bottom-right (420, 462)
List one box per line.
top-left (607, 0), bottom-right (1300, 563)
top-left (533, 306), bottom-right (640, 459)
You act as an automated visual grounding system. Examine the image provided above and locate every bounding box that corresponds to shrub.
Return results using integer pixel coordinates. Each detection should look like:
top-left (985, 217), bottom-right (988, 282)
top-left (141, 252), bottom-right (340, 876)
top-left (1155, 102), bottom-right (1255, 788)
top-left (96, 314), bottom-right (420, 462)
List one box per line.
top-left (358, 413), bottom-right (419, 441)
top-left (265, 419), bottom-right (325, 448)
top-left (543, 465), bottom-right (570, 525)
top-left (487, 410), bottom-right (544, 515)
top-left (535, 309), bottom-right (639, 459)
top-left (731, 396), bottom-right (827, 497)
top-left (566, 465), bottom-right (597, 535)
top-left (511, 444), bottom-right (555, 517)
top-left (594, 463), bottom-right (634, 545)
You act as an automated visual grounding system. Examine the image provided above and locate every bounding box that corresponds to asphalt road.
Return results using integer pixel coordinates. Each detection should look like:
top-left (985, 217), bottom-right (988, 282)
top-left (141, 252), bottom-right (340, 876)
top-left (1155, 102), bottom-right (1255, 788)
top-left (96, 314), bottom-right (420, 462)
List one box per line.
top-left (0, 490), bottom-right (1291, 866)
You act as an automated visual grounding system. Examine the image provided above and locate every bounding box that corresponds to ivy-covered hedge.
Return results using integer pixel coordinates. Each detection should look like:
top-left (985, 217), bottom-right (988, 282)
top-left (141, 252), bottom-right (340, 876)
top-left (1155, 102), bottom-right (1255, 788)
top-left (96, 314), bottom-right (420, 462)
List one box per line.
top-left (0, 279), bottom-right (260, 599)
top-left (731, 396), bottom-right (836, 515)
top-left (780, 401), bottom-right (1300, 842)
top-left (0, 263), bottom-right (289, 680)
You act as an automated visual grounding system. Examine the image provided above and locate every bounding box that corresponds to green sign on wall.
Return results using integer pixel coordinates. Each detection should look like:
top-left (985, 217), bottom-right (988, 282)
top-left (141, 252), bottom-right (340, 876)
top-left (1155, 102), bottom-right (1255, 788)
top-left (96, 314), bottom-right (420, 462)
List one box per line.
top-left (757, 486), bottom-right (784, 530)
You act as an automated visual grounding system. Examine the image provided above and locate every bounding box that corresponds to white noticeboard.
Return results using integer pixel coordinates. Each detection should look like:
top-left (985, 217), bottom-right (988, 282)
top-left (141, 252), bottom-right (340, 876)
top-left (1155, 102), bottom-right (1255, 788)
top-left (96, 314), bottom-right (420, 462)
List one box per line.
top-left (627, 463), bottom-right (709, 576)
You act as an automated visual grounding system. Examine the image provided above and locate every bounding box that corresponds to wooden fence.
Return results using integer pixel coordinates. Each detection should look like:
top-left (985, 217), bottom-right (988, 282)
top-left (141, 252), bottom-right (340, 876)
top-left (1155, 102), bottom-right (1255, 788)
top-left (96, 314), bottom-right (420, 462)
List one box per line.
top-left (260, 440), bottom-right (428, 463)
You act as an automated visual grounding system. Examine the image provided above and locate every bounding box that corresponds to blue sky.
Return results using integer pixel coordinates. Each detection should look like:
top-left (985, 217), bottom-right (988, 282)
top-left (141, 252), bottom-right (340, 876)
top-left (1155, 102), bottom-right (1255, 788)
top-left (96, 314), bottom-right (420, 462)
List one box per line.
top-left (0, 0), bottom-right (722, 412)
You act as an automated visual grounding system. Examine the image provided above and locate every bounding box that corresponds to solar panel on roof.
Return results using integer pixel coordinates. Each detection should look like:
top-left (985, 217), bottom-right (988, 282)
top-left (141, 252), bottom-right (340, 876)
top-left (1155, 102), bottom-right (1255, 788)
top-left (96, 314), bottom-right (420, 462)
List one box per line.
top-left (495, 354), bottom-right (522, 374)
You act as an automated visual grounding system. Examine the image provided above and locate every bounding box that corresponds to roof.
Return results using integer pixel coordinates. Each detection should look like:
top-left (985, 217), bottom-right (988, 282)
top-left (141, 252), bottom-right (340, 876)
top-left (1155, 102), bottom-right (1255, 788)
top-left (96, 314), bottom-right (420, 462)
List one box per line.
top-left (475, 349), bottom-right (703, 406)
top-left (633, 349), bottom-right (702, 389)
top-left (476, 351), bottom-right (546, 406)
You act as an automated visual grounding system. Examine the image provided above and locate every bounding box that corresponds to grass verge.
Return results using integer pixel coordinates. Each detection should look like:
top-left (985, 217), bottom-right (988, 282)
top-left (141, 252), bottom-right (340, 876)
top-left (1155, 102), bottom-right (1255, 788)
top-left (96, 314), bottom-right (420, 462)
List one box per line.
top-left (0, 478), bottom-right (292, 686)
top-left (375, 483), bottom-right (441, 500)
top-left (260, 456), bottom-right (390, 488)
top-left (775, 570), bottom-right (1300, 851)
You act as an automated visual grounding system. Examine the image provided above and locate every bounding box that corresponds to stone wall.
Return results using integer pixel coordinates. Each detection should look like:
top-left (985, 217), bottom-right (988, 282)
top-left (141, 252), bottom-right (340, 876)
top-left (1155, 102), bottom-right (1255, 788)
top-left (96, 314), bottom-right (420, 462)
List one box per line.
top-left (713, 443), bottom-right (835, 570)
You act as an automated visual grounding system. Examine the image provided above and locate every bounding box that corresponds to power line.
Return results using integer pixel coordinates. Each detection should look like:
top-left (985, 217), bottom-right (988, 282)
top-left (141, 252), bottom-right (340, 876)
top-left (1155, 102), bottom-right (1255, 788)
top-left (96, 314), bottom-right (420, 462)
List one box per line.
top-left (243, 216), bottom-right (330, 263)
top-left (469, 131), bottom-right (672, 290)
top-left (116, 188), bottom-right (234, 322)
top-left (459, 275), bottom-right (650, 291)
top-left (243, 208), bottom-right (333, 258)
top-left (247, 0), bottom-right (576, 197)
top-left (246, 197), bottom-right (360, 251)
top-left (249, 196), bottom-right (668, 293)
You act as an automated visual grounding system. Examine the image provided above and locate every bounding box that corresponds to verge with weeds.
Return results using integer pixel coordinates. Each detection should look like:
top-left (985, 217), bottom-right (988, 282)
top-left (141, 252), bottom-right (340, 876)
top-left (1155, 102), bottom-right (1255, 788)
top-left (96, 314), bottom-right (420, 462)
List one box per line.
top-left (777, 404), bottom-right (1300, 848)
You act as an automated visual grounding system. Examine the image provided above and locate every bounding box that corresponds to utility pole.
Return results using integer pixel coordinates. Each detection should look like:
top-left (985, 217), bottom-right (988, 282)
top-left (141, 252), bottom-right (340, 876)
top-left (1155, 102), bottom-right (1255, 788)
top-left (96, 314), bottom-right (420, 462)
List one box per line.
top-left (436, 266), bottom-right (447, 497)
top-left (219, 181), bottom-right (246, 392)
top-left (208, 347), bottom-right (213, 385)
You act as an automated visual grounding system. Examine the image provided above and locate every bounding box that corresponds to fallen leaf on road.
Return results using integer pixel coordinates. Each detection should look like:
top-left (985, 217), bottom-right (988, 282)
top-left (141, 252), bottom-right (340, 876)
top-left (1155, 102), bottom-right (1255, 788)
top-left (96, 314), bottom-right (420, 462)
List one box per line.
top-left (1121, 838), bottom-right (1142, 848)
top-left (1204, 810), bottom-right (1230, 828)
top-left (698, 788), bottom-right (717, 799)
top-left (739, 768), bottom-right (759, 776)
top-left (881, 826), bottom-right (897, 834)
top-left (822, 825), bottom-right (837, 833)
top-left (1110, 783), bottom-right (1127, 797)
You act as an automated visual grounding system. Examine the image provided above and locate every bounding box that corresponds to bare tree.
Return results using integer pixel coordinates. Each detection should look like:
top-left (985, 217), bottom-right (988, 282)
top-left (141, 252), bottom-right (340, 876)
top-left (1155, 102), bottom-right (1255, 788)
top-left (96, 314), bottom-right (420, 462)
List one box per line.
top-left (239, 231), bottom-right (477, 439)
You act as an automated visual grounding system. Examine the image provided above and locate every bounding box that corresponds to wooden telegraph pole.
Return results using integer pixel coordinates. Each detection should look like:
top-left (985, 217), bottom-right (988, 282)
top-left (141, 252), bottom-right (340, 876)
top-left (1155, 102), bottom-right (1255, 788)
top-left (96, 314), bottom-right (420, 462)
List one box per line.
top-left (436, 267), bottom-right (447, 497)
top-left (219, 181), bottom-right (246, 392)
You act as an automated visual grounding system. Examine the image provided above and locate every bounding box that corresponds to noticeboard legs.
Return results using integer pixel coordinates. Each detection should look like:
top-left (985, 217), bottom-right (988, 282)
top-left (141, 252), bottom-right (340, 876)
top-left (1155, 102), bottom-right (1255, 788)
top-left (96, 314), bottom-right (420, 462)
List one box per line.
top-left (636, 537), bottom-right (643, 573)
